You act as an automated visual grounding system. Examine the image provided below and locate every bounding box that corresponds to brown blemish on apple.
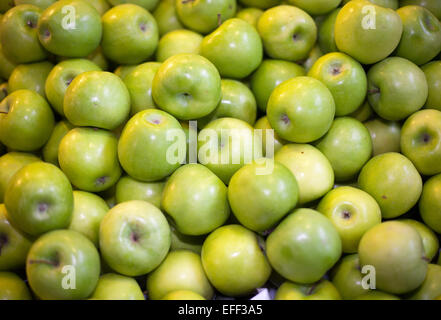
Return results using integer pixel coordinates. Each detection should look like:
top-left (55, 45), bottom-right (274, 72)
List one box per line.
top-left (38, 203), bottom-right (49, 213)
top-left (43, 29), bottom-right (50, 38)
top-left (342, 210), bottom-right (351, 219)
top-left (130, 231), bottom-right (140, 243)
top-left (382, 195), bottom-right (387, 199)
top-left (368, 86), bottom-right (380, 95)
top-left (281, 114), bottom-right (290, 125)
top-left (0, 234), bottom-right (8, 256)
top-left (422, 256), bottom-right (430, 262)
top-left (96, 176), bottom-right (108, 186)
top-left (292, 33), bottom-right (300, 41)
top-left (139, 22), bottom-right (147, 32)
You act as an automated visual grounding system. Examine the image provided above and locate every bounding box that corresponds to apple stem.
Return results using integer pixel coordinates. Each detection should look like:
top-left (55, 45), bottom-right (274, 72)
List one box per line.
top-left (217, 13), bottom-right (222, 26)
top-left (368, 87), bottom-right (380, 95)
top-left (28, 259), bottom-right (59, 267)
top-left (0, 103), bottom-right (8, 114)
top-left (307, 282), bottom-right (319, 296)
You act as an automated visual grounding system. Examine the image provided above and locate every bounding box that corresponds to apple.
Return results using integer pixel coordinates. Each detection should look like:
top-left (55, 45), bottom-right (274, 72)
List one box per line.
top-left (422, 61), bottom-right (441, 111)
top-left (0, 1), bottom-right (14, 13)
top-left (395, 6), bottom-right (441, 65)
top-left (343, 0), bottom-right (399, 9)
top-left (26, 229), bottom-right (100, 300)
top-left (115, 175), bottom-right (164, 208)
top-left (367, 57), bottom-right (428, 121)
top-left (89, 273), bottom-right (144, 300)
top-left (266, 208), bottom-right (342, 284)
top-left (420, 174), bottom-right (441, 233)
top-left (0, 204), bottom-right (32, 271)
top-left (400, 219), bottom-right (439, 262)
top-left (201, 225), bottom-right (271, 297)
top-left (161, 290), bottom-right (205, 300)
top-left (118, 109), bottom-right (185, 182)
top-left (407, 264), bottom-right (441, 300)
top-left (335, 0), bottom-right (403, 65)
top-left (162, 164), bottom-right (230, 236)
top-left (197, 117), bottom-right (262, 184)
top-left (85, 0), bottom-right (110, 15)
top-left (238, 0), bottom-right (280, 9)
top-left (8, 61), bottom-right (53, 97)
top-left (201, 18), bottom-right (263, 79)
top-left (101, 4), bottom-right (158, 64)
top-left (156, 29), bottom-right (203, 63)
top-left (275, 280), bottom-right (341, 300)
top-left (0, 152), bottom-right (40, 203)
top-left (0, 44), bottom-right (17, 80)
top-left (355, 291), bottom-right (400, 300)
top-left (358, 152), bottom-right (422, 219)
top-left (107, 0), bottom-right (159, 11)
top-left (0, 272), bottom-right (32, 300)
top-left (331, 254), bottom-right (370, 300)
top-left (235, 7), bottom-right (263, 27)
top-left (257, 5), bottom-right (317, 62)
top-left (152, 54), bottom-right (221, 120)
top-left (250, 59), bottom-right (305, 112)
top-left (64, 71), bottom-right (130, 130)
top-left (364, 118), bottom-right (401, 156)
top-left (99, 200), bottom-right (170, 276)
top-left (68, 191), bottom-right (109, 247)
top-left (38, 0), bottom-right (102, 57)
top-left (124, 62), bottom-right (161, 116)
top-left (198, 79), bottom-right (257, 128)
top-left (254, 116), bottom-right (286, 155)
top-left (0, 4), bottom-right (47, 63)
top-left (287, 0), bottom-right (341, 16)
top-left (400, 0), bottom-right (441, 20)
top-left (308, 52), bottom-right (367, 116)
top-left (147, 250), bottom-right (213, 300)
top-left (170, 225), bottom-right (204, 254)
top-left (45, 59), bottom-right (101, 116)
top-left (176, 0), bottom-right (236, 34)
top-left (0, 89), bottom-right (54, 152)
top-left (114, 65), bottom-right (138, 81)
top-left (358, 221), bottom-right (428, 294)
top-left (14, 0), bottom-right (57, 9)
top-left (315, 117), bottom-right (372, 181)
top-left (318, 8), bottom-right (340, 54)
top-left (228, 158), bottom-right (298, 232)
top-left (86, 46), bottom-right (109, 71)
top-left (152, 0), bottom-right (184, 36)
top-left (303, 45), bottom-right (323, 72)
top-left (0, 83), bottom-right (7, 101)
top-left (42, 120), bottom-right (74, 167)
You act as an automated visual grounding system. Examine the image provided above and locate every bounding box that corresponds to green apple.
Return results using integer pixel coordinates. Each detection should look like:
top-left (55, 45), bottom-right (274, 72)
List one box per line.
top-left (303, 44), bottom-right (323, 72)
top-left (42, 120), bottom-right (74, 167)
top-left (367, 57), bottom-right (428, 121)
top-left (89, 273), bottom-right (144, 300)
top-left (401, 109), bottom-right (441, 176)
top-left (45, 59), bottom-right (101, 116)
top-left (422, 61), bottom-right (441, 111)
top-left (201, 18), bottom-right (263, 79)
top-left (170, 225), bottom-right (204, 254)
top-left (26, 230), bottom-right (100, 300)
top-left (0, 1), bottom-right (14, 12)
top-left (254, 116), bottom-right (286, 155)
top-left (257, 5), bottom-right (317, 62)
top-left (335, 0), bottom-right (403, 65)
top-left (162, 164), bottom-right (230, 236)
top-left (0, 4), bottom-right (47, 63)
top-left (64, 71), bottom-right (130, 130)
top-left (331, 254), bottom-right (370, 300)
top-left (228, 158), bottom-right (298, 232)
top-left (197, 117), bottom-right (262, 184)
top-left (124, 62), bottom-right (161, 116)
top-left (355, 291), bottom-right (400, 300)
top-left (0, 272), bottom-right (32, 300)
top-left (420, 174), bottom-right (441, 233)
top-left (287, 0), bottom-right (341, 16)
top-left (85, 0), bottom-right (110, 15)
top-left (108, 0), bottom-right (159, 11)
top-left (176, 0), bottom-right (236, 34)
top-left (0, 89), bottom-right (54, 151)
top-left (267, 208), bottom-right (342, 284)
top-left (395, 6), bottom-right (441, 65)
top-left (0, 204), bottom-right (32, 271)
top-left (147, 250), bottom-right (213, 300)
top-left (317, 186), bottom-right (381, 253)
top-left (86, 46), bottom-right (109, 71)
top-left (400, 0), bottom-right (441, 20)
top-left (267, 76), bottom-right (335, 143)
top-left (308, 52), bottom-right (367, 116)
top-left (14, 0), bottom-right (57, 9)
top-left (0, 44), bottom-right (17, 80)
top-left (114, 65), bottom-right (138, 81)
top-left (156, 29), bottom-right (203, 63)
top-left (68, 191), bottom-right (109, 247)
top-left (198, 79), bottom-right (257, 128)
top-left (201, 225), bottom-right (271, 297)
top-left (343, 0), bottom-right (399, 9)
top-left (59, 127), bottom-right (122, 192)
top-left (118, 109), bottom-right (185, 182)
top-left (318, 8), bottom-right (340, 53)
top-left (38, 0), bottom-right (102, 57)
top-left (235, 7), bottom-right (263, 27)
top-left (250, 59), bottom-right (305, 112)
top-left (8, 61), bottom-right (53, 97)
top-left (161, 290), bottom-right (205, 300)
top-left (315, 117), bottom-right (372, 181)
top-left (238, 0), bottom-right (280, 9)
top-left (102, 4), bottom-right (158, 64)
top-left (0, 83), bottom-right (7, 101)
top-left (152, 53), bottom-right (221, 120)
top-left (358, 152), bottom-right (422, 219)
top-left (364, 118), bottom-right (401, 156)
top-left (5, 162), bottom-right (73, 236)
top-left (400, 219), bottom-right (439, 262)
top-left (275, 144), bottom-right (334, 204)
top-left (358, 221), bottom-right (428, 294)
top-left (275, 280), bottom-right (341, 300)
top-left (100, 200), bottom-right (170, 276)
top-left (153, 0), bottom-right (184, 36)
top-left (115, 176), bottom-right (164, 208)
top-left (407, 264), bottom-right (441, 300)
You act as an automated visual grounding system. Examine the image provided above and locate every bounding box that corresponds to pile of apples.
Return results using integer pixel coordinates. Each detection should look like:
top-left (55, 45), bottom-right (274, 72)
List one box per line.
top-left (0, 0), bottom-right (441, 301)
